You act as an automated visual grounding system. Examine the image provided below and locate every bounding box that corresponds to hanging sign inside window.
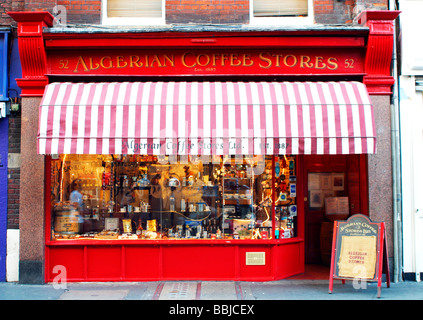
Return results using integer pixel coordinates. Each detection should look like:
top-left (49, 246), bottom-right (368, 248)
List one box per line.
top-left (328, 214), bottom-right (390, 298)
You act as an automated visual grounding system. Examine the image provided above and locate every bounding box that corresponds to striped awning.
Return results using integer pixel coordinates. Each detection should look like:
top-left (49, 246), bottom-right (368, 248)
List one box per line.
top-left (38, 81), bottom-right (376, 155)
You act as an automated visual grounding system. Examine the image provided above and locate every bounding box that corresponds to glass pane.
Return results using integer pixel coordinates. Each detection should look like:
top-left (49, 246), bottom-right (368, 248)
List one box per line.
top-left (274, 155), bottom-right (297, 239)
top-left (253, 0), bottom-right (308, 17)
top-left (50, 154), bottom-right (297, 241)
top-left (107, 0), bottom-right (162, 18)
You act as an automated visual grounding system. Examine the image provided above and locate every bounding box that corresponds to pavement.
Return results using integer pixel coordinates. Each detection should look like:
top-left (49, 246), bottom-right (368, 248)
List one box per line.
top-left (0, 278), bottom-right (422, 318)
top-left (0, 278), bottom-right (422, 301)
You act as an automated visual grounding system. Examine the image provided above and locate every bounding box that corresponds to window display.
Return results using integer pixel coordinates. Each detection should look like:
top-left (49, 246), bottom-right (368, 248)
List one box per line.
top-left (50, 154), bottom-right (297, 241)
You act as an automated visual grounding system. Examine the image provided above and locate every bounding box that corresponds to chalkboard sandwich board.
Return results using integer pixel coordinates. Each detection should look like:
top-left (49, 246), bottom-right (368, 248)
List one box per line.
top-left (328, 214), bottom-right (390, 298)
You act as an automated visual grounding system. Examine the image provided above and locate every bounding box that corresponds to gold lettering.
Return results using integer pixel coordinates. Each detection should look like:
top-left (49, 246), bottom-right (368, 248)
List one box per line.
top-left (59, 59), bottom-right (69, 69)
top-left (182, 52), bottom-right (196, 68)
top-left (116, 56), bottom-right (128, 68)
top-left (150, 54), bottom-right (163, 67)
top-left (130, 55), bottom-right (143, 68)
top-left (100, 56), bottom-right (113, 69)
top-left (272, 54), bottom-right (283, 67)
top-left (197, 53), bottom-right (210, 67)
top-left (344, 58), bottom-right (354, 69)
top-left (163, 54), bottom-right (175, 67)
top-left (212, 54), bottom-right (220, 66)
top-left (300, 55), bottom-right (313, 68)
top-left (70, 53), bottom-right (345, 73)
top-left (327, 57), bottom-right (338, 70)
top-left (230, 53), bottom-right (241, 67)
top-left (315, 56), bottom-right (326, 69)
top-left (283, 55), bottom-right (297, 68)
top-left (220, 54), bottom-right (229, 66)
top-left (88, 57), bottom-right (100, 70)
top-left (242, 54), bottom-right (254, 67)
top-left (259, 52), bottom-right (272, 69)
top-left (74, 56), bottom-right (89, 72)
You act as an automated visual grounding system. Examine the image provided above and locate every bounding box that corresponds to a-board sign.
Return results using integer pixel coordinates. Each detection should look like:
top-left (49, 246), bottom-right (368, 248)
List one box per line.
top-left (328, 214), bottom-right (390, 298)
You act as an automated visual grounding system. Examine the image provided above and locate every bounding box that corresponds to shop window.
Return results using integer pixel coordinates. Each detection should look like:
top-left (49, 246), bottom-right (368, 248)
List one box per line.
top-left (49, 154), bottom-right (297, 241)
top-left (250, 0), bottom-right (314, 25)
top-left (102, 0), bottom-right (165, 25)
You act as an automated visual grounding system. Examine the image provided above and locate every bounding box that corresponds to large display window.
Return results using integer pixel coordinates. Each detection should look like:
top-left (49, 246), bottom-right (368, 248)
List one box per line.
top-left (50, 154), bottom-right (297, 241)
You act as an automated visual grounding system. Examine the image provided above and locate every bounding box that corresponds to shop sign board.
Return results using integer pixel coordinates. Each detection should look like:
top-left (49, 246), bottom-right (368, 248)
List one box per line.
top-left (47, 48), bottom-right (365, 77)
top-left (328, 214), bottom-right (390, 298)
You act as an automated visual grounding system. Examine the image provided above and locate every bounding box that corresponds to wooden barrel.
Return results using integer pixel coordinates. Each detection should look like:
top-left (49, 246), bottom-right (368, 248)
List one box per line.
top-left (320, 221), bottom-right (334, 266)
top-left (54, 202), bottom-right (81, 234)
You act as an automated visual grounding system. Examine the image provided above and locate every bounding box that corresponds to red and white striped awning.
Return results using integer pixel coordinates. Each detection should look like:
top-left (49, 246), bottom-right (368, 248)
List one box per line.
top-left (38, 81), bottom-right (376, 155)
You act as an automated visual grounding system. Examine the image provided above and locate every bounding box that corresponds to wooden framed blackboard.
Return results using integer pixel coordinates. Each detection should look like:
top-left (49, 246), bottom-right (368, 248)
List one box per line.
top-left (328, 214), bottom-right (390, 298)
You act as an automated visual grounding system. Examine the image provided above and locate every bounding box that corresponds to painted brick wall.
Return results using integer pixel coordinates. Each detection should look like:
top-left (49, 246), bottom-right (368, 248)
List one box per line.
top-left (7, 168), bottom-right (19, 229)
top-left (0, 118), bottom-right (8, 281)
top-left (7, 115), bottom-right (20, 230)
top-left (1, 0), bottom-right (389, 26)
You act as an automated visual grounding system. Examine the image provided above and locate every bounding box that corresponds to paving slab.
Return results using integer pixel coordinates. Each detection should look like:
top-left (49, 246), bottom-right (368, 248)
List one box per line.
top-left (158, 281), bottom-right (199, 300)
top-left (59, 289), bottom-right (128, 300)
top-left (200, 281), bottom-right (238, 300)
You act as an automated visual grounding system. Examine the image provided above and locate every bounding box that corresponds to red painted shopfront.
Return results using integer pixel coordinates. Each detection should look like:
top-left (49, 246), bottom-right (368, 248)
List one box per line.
top-left (9, 10), bottom-right (399, 283)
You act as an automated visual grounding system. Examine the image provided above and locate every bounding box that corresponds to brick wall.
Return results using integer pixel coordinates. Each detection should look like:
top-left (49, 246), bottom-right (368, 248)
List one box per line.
top-left (24, 0), bottom-right (55, 11)
top-left (314, 0), bottom-right (388, 24)
top-left (1, 0), bottom-right (389, 26)
top-left (166, 0), bottom-right (249, 24)
top-left (0, 0), bottom-right (101, 26)
top-left (314, 0), bottom-right (356, 24)
top-left (7, 169), bottom-right (20, 229)
top-left (0, 0), bottom-right (24, 26)
top-left (24, 0), bottom-right (101, 25)
top-left (57, 0), bottom-right (101, 25)
top-left (7, 114), bottom-right (21, 229)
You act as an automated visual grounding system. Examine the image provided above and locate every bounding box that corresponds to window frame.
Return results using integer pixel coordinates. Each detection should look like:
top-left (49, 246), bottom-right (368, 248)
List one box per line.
top-left (249, 0), bottom-right (314, 25)
top-left (101, 0), bottom-right (166, 26)
top-left (47, 154), bottom-right (298, 242)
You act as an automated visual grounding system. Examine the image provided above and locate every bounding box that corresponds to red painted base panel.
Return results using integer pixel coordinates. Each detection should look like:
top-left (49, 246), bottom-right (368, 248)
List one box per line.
top-left (45, 240), bottom-right (304, 282)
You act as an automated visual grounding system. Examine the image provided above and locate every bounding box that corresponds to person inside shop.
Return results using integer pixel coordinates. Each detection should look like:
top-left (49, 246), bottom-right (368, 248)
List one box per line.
top-left (69, 179), bottom-right (83, 210)
top-left (121, 188), bottom-right (135, 209)
top-left (150, 174), bottom-right (163, 208)
top-left (68, 178), bottom-right (88, 231)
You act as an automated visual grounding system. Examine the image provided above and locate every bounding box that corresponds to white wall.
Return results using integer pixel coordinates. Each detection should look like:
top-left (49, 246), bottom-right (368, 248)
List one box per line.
top-left (399, 0), bottom-right (423, 277)
top-left (6, 229), bottom-right (19, 282)
top-left (400, 0), bottom-right (423, 76)
top-left (399, 75), bottom-right (423, 275)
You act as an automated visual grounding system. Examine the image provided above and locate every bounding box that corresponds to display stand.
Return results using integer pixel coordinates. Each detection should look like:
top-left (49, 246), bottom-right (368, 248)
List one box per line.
top-left (328, 214), bottom-right (390, 298)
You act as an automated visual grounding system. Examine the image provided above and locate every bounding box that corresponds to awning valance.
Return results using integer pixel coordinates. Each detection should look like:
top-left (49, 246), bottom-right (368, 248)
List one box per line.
top-left (38, 81), bottom-right (376, 155)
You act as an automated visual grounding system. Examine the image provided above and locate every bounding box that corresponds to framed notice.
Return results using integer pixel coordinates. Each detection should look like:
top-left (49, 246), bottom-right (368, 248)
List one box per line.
top-left (309, 190), bottom-right (323, 208)
top-left (325, 197), bottom-right (349, 215)
top-left (332, 173), bottom-right (344, 191)
top-left (328, 214), bottom-right (390, 298)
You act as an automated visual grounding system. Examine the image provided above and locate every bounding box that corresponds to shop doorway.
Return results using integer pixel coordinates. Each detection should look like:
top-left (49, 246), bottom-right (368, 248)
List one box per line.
top-left (302, 155), bottom-right (368, 265)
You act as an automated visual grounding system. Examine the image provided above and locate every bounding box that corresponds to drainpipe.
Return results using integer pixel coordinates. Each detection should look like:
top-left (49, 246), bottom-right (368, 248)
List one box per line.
top-left (390, 0), bottom-right (403, 283)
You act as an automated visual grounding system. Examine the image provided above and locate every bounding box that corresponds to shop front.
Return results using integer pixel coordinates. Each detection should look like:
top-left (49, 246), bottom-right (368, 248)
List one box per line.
top-left (9, 10), bottom-right (399, 283)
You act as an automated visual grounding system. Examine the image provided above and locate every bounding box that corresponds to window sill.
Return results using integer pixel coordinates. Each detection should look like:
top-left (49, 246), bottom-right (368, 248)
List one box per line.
top-left (46, 237), bottom-right (304, 246)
